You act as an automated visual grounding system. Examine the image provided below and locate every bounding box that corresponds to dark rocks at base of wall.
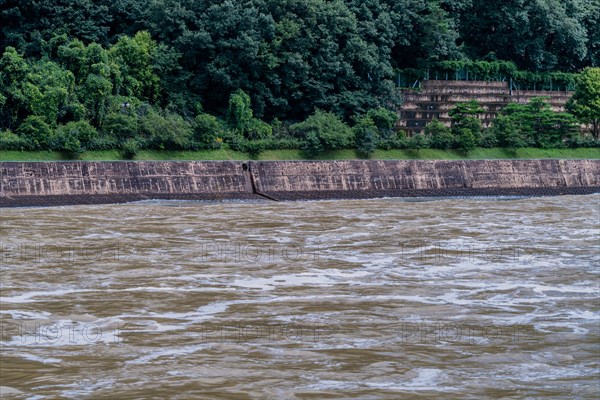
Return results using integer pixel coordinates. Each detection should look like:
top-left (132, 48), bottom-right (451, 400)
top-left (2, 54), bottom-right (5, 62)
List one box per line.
top-left (259, 187), bottom-right (600, 202)
top-left (0, 193), bottom-right (263, 208)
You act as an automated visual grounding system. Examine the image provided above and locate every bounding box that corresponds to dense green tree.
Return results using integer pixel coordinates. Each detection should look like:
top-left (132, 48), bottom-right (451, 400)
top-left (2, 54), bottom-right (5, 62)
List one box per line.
top-left (1, 0), bottom-right (598, 155)
top-left (448, 100), bottom-right (485, 123)
top-left (567, 67), bottom-right (600, 139)
top-left (0, 47), bottom-right (31, 129)
top-left (16, 115), bottom-right (53, 149)
top-left (459, 0), bottom-right (592, 71)
top-left (582, 1), bottom-right (600, 67)
top-left (101, 113), bottom-right (139, 140)
top-left (408, 133), bottom-right (429, 156)
top-left (0, 0), bottom-right (113, 54)
top-left (141, 112), bottom-right (192, 150)
top-left (23, 61), bottom-right (76, 126)
top-left (366, 107), bottom-right (398, 138)
top-left (194, 113), bottom-right (225, 146)
top-left (491, 115), bottom-right (526, 155)
top-left (122, 138), bottom-right (141, 159)
top-left (226, 89), bottom-right (254, 136)
top-left (449, 100), bottom-right (484, 145)
top-left (455, 128), bottom-right (477, 155)
top-left (292, 109), bottom-right (354, 157)
top-left (109, 31), bottom-right (161, 102)
top-left (354, 116), bottom-right (379, 157)
top-left (425, 119), bottom-right (454, 149)
top-left (502, 98), bottom-right (579, 148)
top-left (56, 120), bottom-right (98, 148)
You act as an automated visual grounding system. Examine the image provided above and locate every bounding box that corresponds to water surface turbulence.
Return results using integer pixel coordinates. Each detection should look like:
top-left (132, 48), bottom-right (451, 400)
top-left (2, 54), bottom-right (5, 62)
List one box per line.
top-left (0, 195), bottom-right (599, 399)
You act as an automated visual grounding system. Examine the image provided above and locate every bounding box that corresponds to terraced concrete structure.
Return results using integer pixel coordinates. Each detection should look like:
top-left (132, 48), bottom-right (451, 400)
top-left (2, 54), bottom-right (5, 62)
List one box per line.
top-left (1, 160), bottom-right (599, 207)
top-left (399, 80), bottom-right (573, 134)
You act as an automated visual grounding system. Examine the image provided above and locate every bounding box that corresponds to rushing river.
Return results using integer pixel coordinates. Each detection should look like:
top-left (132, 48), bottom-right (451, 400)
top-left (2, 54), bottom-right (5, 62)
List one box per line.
top-left (0, 195), bottom-right (599, 399)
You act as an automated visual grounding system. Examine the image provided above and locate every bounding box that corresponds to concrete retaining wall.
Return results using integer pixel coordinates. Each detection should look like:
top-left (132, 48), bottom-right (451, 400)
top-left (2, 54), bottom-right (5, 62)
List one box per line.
top-left (1, 160), bottom-right (599, 207)
top-left (251, 160), bottom-right (600, 200)
top-left (0, 161), bottom-right (257, 207)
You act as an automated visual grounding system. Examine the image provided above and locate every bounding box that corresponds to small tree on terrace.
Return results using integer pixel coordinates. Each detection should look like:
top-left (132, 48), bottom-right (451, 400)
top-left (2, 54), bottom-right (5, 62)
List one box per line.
top-left (449, 100), bottom-right (484, 149)
top-left (567, 67), bottom-right (600, 140)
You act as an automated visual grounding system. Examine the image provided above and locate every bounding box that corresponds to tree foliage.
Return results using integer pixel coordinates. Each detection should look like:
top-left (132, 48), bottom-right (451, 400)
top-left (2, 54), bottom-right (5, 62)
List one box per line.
top-left (459, 0), bottom-right (593, 71)
top-left (502, 98), bottom-right (579, 148)
top-left (0, 0), bottom-right (597, 155)
top-left (354, 116), bottom-right (378, 157)
top-left (425, 119), bottom-right (454, 149)
top-left (292, 110), bottom-right (354, 157)
top-left (567, 67), bottom-right (600, 139)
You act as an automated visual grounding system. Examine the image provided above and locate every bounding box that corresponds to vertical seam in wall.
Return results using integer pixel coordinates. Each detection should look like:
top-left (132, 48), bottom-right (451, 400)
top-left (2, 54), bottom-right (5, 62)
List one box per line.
top-left (247, 162), bottom-right (278, 202)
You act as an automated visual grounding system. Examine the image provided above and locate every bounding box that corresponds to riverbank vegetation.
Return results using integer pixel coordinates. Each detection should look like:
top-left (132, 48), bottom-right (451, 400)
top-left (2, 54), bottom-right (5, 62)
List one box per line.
top-left (1, 147), bottom-right (597, 162)
top-left (1, 0), bottom-right (599, 160)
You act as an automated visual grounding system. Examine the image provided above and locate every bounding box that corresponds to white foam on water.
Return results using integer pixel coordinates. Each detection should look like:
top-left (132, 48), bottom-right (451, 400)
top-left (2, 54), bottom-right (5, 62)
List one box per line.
top-left (0, 310), bottom-right (52, 319)
top-left (55, 379), bottom-right (116, 399)
top-left (120, 286), bottom-right (236, 293)
top-left (0, 286), bottom-right (235, 304)
top-left (137, 300), bottom-right (238, 322)
top-left (16, 352), bottom-right (62, 364)
top-left (126, 344), bottom-right (207, 364)
top-left (498, 363), bottom-right (594, 382)
top-left (372, 368), bottom-right (451, 391)
top-left (0, 386), bottom-right (24, 396)
top-left (535, 322), bottom-right (590, 335)
top-left (0, 289), bottom-right (97, 303)
top-left (302, 368), bottom-right (451, 392)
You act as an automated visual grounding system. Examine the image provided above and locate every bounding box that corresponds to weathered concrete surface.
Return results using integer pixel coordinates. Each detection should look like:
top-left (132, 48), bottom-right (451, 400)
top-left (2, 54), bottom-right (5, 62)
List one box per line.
top-left (251, 160), bottom-right (600, 200)
top-left (1, 160), bottom-right (599, 207)
top-left (0, 161), bottom-right (258, 207)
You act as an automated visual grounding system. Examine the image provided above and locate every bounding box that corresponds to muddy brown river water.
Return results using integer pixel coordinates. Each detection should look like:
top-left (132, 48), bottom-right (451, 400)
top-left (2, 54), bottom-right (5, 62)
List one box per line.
top-left (0, 195), bottom-right (599, 399)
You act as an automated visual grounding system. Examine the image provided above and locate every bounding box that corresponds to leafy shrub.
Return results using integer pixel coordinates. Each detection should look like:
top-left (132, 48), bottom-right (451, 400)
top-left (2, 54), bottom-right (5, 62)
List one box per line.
top-left (534, 112), bottom-right (578, 149)
top-left (86, 135), bottom-right (120, 150)
top-left (452, 116), bottom-right (482, 140)
top-left (102, 113), bottom-right (138, 140)
top-left (61, 134), bottom-right (83, 159)
top-left (59, 102), bottom-right (87, 122)
top-left (0, 130), bottom-right (33, 150)
top-left (193, 113), bottom-right (224, 146)
top-left (267, 138), bottom-right (303, 149)
top-left (366, 107), bottom-right (398, 138)
top-left (122, 138), bottom-right (140, 159)
top-left (567, 67), bottom-right (600, 140)
top-left (478, 129), bottom-right (499, 148)
top-left (141, 112), bottom-right (192, 150)
top-left (226, 89), bottom-right (253, 134)
top-left (246, 118), bottom-right (272, 141)
top-left (455, 128), bottom-right (477, 155)
top-left (291, 110), bottom-right (354, 157)
top-left (353, 116), bottom-right (378, 157)
top-left (569, 135), bottom-right (600, 148)
top-left (425, 120), bottom-right (454, 149)
top-left (16, 116), bottom-right (54, 149)
top-left (449, 101), bottom-right (484, 145)
top-left (501, 99), bottom-right (578, 148)
top-left (56, 120), bottom-right (97, 148)
top-left (379, 131), bottom-right (408, 150)
top-left (241, 140), bottom-right (265, 156)
top-left (406, 133), bottom-right (429, 155)
top-left (491, 115), bottom-right (525, 150)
